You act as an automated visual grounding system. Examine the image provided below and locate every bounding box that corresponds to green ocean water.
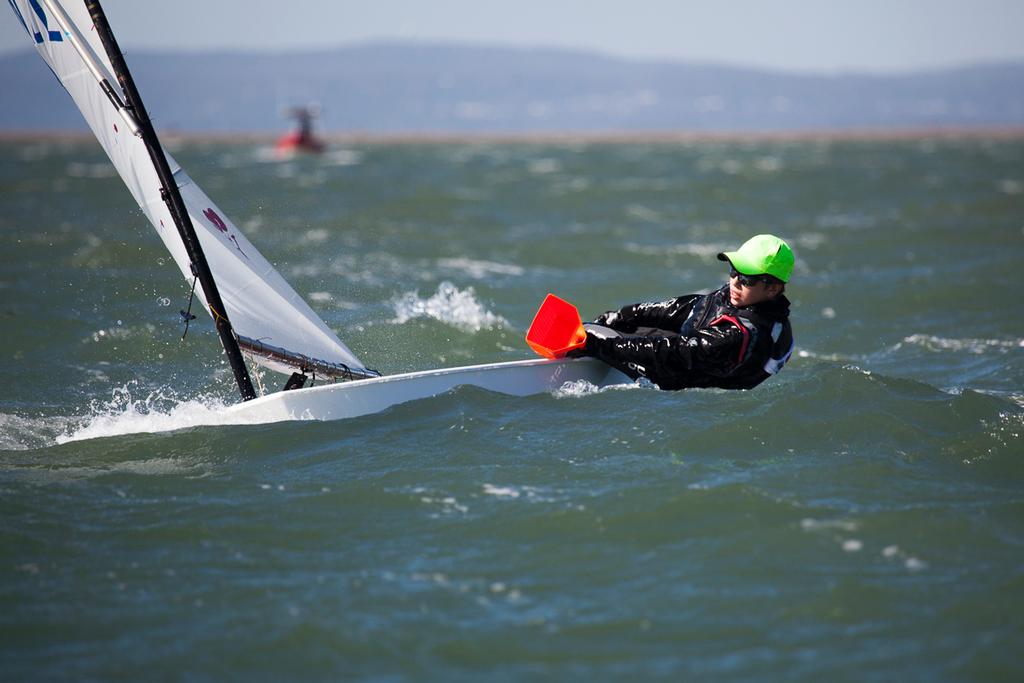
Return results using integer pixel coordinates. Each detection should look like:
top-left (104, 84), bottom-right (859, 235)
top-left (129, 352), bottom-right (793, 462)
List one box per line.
top-left (1, 136), bottom-right (1023, 681)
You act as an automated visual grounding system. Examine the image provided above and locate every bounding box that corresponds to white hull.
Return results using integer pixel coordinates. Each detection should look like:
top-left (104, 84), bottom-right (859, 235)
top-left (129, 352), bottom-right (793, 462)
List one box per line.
top-left (225, 357), bottom-right (631, 423)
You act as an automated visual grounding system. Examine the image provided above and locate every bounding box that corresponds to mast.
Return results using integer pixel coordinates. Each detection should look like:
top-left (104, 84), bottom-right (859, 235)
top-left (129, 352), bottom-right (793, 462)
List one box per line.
top-left (83, 0), bottom-right (257, 401)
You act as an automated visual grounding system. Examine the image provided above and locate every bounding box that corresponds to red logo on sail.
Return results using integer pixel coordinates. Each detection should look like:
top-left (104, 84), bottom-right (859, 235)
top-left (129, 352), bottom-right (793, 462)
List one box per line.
top-left (203, 207), bottom-right (248, 259)
top-left (204, 208), bottom-right (229, 233)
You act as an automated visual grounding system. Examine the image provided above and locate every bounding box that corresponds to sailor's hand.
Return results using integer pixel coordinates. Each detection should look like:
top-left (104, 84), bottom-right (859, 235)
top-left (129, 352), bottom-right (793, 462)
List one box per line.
top-left (593, 310), bottom-right (621, 327)
top-left (566, 331), bottom-right (598, 358)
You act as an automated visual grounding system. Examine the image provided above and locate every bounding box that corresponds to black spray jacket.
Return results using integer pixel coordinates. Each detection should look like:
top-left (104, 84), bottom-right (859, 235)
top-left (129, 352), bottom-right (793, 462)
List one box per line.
top-left (584, 285), bottom-right (794, 390)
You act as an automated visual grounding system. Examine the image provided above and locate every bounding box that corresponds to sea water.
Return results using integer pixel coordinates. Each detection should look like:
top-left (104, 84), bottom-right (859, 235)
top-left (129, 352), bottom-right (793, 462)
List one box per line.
top-left (1, 136), bottom-right (1022, 681)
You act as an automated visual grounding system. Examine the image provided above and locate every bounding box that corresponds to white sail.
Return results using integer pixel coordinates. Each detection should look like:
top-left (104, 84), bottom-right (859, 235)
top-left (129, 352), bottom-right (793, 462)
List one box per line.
top-left (11, 0), bottom-right (369, 377)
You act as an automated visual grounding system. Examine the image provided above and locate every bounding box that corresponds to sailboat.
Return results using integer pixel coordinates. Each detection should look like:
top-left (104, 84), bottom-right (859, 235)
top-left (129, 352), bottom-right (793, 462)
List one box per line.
top-left (11, 0), bottom-right (631, 424)
top-left (274, 105), bottom-right (327, 156)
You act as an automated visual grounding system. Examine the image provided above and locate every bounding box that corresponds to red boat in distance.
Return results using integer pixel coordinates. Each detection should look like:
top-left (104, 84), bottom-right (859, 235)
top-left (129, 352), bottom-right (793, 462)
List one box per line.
top-left (274, 106), bottom-right (326, 156)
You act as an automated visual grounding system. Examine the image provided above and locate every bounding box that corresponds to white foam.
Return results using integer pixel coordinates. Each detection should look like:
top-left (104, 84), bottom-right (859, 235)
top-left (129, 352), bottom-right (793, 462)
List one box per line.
top-left (85, 322), bottom-right (156, 344)
top-left (754, 156), bottom-right (783, 173)
top-left (904, 557), bottom-right (928, 572)
top-left (528, 158), bottom-right (562, 174)
top-left (554, 380), bottom-right (603, 397)
top-left (17, 143), bottom-right (54, 162)
top-left (391, 281), bottom-right (508, 332)
top-left (300, 228), bottom-right (330, 244)
top-left (901, 334), bottom-right (1024, 354)
top-left (794, 232), bottom-right (828, 250)
top-left (482, 484), bottom-right (521, 498)
top-left (252, 146), bottom-right (281, 163)
top-left (624, 204), bottom-right (662, 221)
top-left (998, 179), bottom-right (1023, 195)
top-left (55, 385), bottom-right (251, 444)
top-left (481, 483), bottom-right (555, 503)
top-left (796, 349), bottom-right (859, 362)
top-left (419, 494), bottom-right (468, 515)
top-left (554, 379), bottom-right (640, 398)
top-left (436, 257), bottom-right (525, 279)
top-left (800, 518), bottom-right (860, 532)
top-left (623, 242), bottom-right (731, 259)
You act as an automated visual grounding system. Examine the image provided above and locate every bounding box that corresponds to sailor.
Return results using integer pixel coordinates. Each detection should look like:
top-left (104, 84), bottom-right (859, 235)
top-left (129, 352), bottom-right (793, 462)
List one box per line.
top-left (574, 234), bottom-right (795, 390)
top-left (290, 106), bottom-right (315, 145)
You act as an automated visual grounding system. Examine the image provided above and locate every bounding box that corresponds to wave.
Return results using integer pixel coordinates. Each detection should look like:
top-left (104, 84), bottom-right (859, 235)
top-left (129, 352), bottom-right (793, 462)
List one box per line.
top-left (553, 378), bottom-right (643, 398)
top-left (898, 334), bottom-right (1024, 354)
top-left (772, 361), bottom-right (1024, 468)
top-left (391, 281), bottom-right (509, 332)
top-left (481, 483), bottom-right (565, 505)
top-left (4, 353), bottom-right (1019, 464)
top-left (0, 411), bottom-right (78, 452)
top-left (53, 383), bottom-right (241, 445)
top-left (623, 241), bottom-right (732, 260)
top-left (798, 517), bottom-right (929, 572)
top-left (435, 257), bottom-right (525, 279)
top-left (800, 332), bottom-right (1024, 370)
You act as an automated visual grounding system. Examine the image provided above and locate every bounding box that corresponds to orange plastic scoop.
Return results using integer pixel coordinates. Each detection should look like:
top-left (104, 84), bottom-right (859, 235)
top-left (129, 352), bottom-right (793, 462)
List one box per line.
top-left (525, 294), bottom-right (587, 359)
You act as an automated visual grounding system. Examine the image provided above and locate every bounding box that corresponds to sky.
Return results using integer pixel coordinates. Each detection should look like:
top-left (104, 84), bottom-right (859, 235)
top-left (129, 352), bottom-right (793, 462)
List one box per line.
top-left (3, 0), bottom-right (1024, 74)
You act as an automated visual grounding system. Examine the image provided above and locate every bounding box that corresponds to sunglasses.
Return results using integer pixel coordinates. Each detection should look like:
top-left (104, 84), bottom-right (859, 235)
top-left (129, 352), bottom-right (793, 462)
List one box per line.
top-left (729, 268), bottom-right (775, 288)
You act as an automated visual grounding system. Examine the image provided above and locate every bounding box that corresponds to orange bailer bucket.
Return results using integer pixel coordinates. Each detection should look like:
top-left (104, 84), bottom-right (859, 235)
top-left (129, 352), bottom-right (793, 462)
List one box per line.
top-left (525, 294), bottom-right (587, 359)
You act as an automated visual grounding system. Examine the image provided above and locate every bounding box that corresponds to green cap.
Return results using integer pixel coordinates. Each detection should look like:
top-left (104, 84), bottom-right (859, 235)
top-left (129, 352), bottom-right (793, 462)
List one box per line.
top-left (717, 234), bottom-right (794, 283)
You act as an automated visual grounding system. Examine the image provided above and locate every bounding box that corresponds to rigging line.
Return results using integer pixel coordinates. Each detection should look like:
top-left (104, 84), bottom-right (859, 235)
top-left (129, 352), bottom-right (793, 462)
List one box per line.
top-left (208, 302), bottom-right (229, 327)
top-left (179, 276), bottom-right (198, 341)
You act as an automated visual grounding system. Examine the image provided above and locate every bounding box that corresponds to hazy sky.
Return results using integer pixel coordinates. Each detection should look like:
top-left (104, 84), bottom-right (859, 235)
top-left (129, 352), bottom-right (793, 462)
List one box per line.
top-left (3, 0), bottom-right (1023, 73)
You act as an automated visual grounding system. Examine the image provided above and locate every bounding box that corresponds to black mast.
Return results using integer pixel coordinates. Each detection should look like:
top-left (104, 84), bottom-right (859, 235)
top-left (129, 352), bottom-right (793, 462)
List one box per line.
top-left (84, 0), bottom-right (257, 401)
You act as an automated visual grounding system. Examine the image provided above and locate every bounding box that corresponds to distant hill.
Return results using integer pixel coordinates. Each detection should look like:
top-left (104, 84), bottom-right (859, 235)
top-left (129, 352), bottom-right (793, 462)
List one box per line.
top-left (2, 43), bottom-right (1023, 133)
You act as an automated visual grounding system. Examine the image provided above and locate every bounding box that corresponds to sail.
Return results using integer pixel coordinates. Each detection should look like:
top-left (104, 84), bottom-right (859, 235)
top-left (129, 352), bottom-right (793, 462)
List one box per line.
top-left (10, 0), bottom-right (370, 377)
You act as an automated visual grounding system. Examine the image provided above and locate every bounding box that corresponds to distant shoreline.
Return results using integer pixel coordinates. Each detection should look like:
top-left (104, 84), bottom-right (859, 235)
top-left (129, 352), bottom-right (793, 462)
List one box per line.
top-left (2, 126), bottom-right (1024, 144)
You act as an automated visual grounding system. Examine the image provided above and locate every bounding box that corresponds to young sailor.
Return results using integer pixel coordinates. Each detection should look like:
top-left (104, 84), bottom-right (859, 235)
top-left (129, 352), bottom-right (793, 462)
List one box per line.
top-left (575, 234), bottom-right (795, 390)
